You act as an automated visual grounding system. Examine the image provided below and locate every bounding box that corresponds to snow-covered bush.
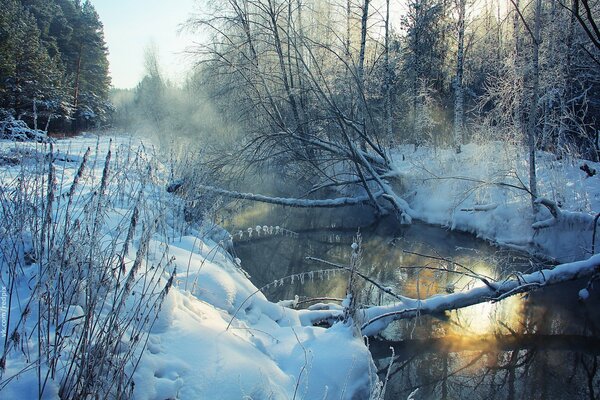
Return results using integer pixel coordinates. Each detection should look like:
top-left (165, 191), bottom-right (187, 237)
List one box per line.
top-left (0, 115), bottom-right (53, 143)
top-left (0, 138), bottom-right (175, 399)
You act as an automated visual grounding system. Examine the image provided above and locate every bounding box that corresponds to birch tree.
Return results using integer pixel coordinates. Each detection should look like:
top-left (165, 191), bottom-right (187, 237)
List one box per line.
top-left (453, 0), bottom-right (466, 153)
top-left (527, 0), bottom-right (542, 212)
top-left (383, 0), bottom-right (393, 140)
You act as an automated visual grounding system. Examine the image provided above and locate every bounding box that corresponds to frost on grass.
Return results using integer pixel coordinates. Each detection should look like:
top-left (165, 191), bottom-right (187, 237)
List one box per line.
top-left (0, 136), bottom-right (377, 399)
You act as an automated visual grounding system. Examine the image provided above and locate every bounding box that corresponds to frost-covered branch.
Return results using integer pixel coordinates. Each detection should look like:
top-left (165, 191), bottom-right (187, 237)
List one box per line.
top-left (401, 250), bottom-right (496, 289)
top-left (306, 256), bottom-right (413, 303)
top-left (180, 183), bottom-right (384, 208)
top-left (359, 253), bottom-right (600, 336)
top-left (167, 181), bottom-right (383, 208)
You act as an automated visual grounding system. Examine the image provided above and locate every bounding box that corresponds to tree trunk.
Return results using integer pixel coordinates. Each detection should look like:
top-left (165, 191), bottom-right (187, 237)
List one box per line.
top-left (512, 0), bottom-right (522, 135)
top-left (44, 115), bottom-right (52, 132)
top-left (357, 0), bottom-right (371, 151)
top-left (453, 0), bottom-right (466, 153)
top-left (267, 0), bottom-right (308, 156)
top-left (346, 0), bottom-right (351, 59)
top-left (72, 42), bottom-right (83, 134)
top-left (33, 96), bottom-right (38, 130)
top-left (384, 0), bottom-right (393, 141)
top-left (361, 253), bottom-right (600, 336)
top-left (187, 184), bottom-right (383, 208)
top-left (527, 0), bottom-right (542, 212)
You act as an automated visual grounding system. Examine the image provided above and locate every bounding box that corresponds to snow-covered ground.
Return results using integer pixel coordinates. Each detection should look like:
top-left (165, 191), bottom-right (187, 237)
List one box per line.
top-left (0, 135), bottom-right (376, 399)
top-left (1, 135), bottom-right (598, 399)
top-left (392, 142), bottom-right (600, 262)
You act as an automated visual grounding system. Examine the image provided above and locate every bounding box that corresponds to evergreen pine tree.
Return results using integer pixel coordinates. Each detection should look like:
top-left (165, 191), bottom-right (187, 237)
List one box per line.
top-left (1, 0), bottom-right (112, 132)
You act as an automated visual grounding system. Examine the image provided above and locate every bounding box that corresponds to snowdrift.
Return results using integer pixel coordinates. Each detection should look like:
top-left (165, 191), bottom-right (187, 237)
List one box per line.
top-left (0, 135), bottom-right (376, 399)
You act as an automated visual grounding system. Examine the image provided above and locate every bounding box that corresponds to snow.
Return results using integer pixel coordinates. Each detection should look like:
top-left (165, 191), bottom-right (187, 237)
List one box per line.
top-left (360, 253), bottom-right (600, 336)
top-left (193, 183), bottom-right (384, 208)
top-left (0, 134), bottom-right (376, 399)
top-left (0, 116), bottom-right (53, 143)
top-left (391, 142), bottom-right (600, 262)
top-left (1, 134), bottom-right (598, 398)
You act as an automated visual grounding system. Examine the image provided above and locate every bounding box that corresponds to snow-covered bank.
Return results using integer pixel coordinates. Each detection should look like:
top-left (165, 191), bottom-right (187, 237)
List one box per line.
top-left (392, 142), bottom-right (600, 262)
top-left (0, 135), bottom-right (376, 399)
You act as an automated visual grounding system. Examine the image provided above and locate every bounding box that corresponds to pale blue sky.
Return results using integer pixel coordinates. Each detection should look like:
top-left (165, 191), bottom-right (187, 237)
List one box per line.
top-left (93, 0), bottom-right (198, 88)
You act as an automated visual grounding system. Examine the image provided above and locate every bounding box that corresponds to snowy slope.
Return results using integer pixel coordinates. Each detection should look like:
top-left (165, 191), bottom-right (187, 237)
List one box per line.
top-left (3, 135), bottom-right (596, 399)
top-left (392, 142), bottom-right (600, 262)
top-left (0, 135), bottom-right (376, 399)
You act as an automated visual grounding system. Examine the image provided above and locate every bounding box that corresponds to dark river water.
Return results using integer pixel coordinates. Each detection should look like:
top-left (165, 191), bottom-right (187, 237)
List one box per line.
top-left (221, 201), bottom-right (600, 400)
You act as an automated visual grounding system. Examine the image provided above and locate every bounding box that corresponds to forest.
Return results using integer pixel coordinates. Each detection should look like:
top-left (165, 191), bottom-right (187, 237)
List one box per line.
top-left (0, 0), bottom-right (111, 133)
top-left (115, 0), bottom-right (600, 219)
top-left (1, 0), bottom-right (600, 399)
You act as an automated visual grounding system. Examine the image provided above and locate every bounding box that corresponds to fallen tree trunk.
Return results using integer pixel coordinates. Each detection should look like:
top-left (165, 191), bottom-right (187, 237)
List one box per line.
top-left (359, 253), bottom-right (600, 336)
top-left (183, 183), bottom-right (385, 208)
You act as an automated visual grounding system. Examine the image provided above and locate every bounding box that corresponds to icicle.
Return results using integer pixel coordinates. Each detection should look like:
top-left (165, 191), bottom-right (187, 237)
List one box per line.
top-left (291, 275), bottom-right (295, 284)
top-left (300, 273), bottom-right (305, 285)
top-left (256, 225), bottom-right (262, 236)
top-left (275, 226), bottom-right (280, 234)
top-left (247, 227), bottom-right (253, 238)
top-left (238, 230), bottom-right (243, 239)
top-left (262, 225), bottom-right (268, 233)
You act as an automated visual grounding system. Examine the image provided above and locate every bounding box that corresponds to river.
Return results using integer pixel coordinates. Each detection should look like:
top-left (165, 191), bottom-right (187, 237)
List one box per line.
top-left (222, 200), bottom-right (600, 399)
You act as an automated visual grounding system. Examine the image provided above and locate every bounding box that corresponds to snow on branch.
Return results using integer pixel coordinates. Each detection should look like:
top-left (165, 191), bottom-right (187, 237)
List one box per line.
top-left (359, 253), bottom-right (600, 336)
top-left (189, 184), bottom-right (384, 208)
top-left (533, 197), bottom-right (599, 230)
top-left (460, 203), bottom-right (498, 212)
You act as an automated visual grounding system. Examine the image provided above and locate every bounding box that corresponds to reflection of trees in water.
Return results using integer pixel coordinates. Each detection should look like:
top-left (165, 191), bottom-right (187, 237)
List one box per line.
top-left (375, 298), bottom-right (600, 400)
top-left (229, 203), bottom-right (600, 398)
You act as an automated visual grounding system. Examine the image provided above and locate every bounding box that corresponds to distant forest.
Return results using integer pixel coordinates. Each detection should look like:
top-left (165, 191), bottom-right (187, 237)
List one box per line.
top-left (181, 0), bottom-right (600, 162)
top-left (0, 0), bottom-right (111, 133)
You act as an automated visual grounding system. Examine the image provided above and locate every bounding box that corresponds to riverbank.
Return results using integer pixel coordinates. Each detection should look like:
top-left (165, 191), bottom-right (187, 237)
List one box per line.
top-left (2, 134), bottom-right (598, 399)
top-left (0, 135), bottom-right (376, 399)
top-left (392, 142), bottom-right (600, 262)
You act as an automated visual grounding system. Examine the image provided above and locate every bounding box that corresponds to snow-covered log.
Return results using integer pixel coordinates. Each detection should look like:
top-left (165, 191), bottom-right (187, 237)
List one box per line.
top-left (359, 253), bottom-right (600, 336)
top-left (460, 203), bottom-right (498, 212)
top-left (192, 184), bottom-right (385, 208)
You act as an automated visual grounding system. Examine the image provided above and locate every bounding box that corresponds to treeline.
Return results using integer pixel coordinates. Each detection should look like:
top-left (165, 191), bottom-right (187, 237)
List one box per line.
top-left (112, 46), bottom-right (237, 151)
top-left (0, 0), bottom-right (111, 133)
top-left (186, 0), bottom-right (600, 164)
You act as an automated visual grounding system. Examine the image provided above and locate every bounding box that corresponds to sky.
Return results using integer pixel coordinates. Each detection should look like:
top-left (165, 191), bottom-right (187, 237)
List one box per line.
top-left (93, 0), bottom-right (198, 89)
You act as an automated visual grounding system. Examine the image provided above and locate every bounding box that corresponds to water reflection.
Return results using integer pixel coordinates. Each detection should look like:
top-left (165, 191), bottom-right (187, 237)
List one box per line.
top-left (222, 202), bottom-right (600, 399)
